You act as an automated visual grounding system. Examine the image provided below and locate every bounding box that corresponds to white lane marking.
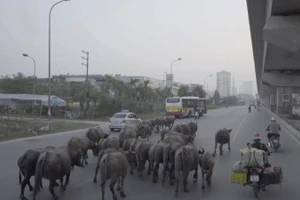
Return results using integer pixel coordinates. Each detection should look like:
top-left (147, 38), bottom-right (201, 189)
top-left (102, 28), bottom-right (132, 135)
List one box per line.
top-left (232, 114), bottom-right (246, 142)
top-left (72, 178), bottom-right (93, 189)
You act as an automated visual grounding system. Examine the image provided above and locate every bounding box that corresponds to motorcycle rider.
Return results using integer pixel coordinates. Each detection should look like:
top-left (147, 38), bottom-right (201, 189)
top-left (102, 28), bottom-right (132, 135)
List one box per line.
top-left (251, 133), bottom-right (271, 167)
top-left (266, 117), bottom-right (281, 144)
top-left (250, 133), bottom-right (271, 191)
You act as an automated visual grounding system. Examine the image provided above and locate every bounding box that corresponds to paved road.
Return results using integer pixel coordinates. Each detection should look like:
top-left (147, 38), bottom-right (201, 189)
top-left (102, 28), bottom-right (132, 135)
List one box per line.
top-left (1, 106), bottom-right (300, 200)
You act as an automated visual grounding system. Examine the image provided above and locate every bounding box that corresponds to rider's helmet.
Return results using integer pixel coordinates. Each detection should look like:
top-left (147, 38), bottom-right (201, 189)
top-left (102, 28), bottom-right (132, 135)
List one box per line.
top-left (271, 117), bottom-right (276, 122)
top-left (253, 133), bottom-right (261, 142)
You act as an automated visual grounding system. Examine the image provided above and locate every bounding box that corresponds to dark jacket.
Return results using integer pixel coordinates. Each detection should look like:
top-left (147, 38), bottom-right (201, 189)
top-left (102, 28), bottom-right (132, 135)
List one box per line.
top-left (251, 142), bottom-right (270, 155)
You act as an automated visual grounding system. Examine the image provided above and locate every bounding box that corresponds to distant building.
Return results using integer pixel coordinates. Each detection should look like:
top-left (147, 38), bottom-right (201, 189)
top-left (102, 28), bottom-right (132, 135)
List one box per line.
top-left (231, 76), bottom-right (237, 95)
top-left (115, 75), bottom-right (165, 89)
top-left (216, 71), bottom-right (231, 97)
top-left (240, 81), bottom-right (253, 96)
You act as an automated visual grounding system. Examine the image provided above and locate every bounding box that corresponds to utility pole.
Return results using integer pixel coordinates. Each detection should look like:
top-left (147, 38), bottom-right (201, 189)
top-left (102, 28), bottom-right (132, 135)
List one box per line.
top-left (82, 50), bottom-right (89, 118)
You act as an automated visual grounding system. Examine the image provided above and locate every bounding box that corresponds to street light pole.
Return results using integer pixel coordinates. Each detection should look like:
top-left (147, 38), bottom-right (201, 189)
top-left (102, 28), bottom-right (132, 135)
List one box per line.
top-left (48, 0), bottom-right (70, 130)
top-left (170, 58), bottom-right (182, 97)
top-left (22, 53), bottom-right (36, 93)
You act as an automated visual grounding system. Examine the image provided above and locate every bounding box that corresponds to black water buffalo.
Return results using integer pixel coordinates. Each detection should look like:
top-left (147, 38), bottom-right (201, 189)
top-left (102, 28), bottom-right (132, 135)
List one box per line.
top-left (199, 151), bottom-right (215, 190)
top-left (148, 143), bottom-right (166, 183)
top-left (32, 146), bottom-right (83, 200)
top-left (99, 151), bottom-right (129, 200)
top-left (85, 126), bottom-right (109, 144)
top-left (162, 142), bottom-right (184, 185)
top-left (67, 135), bottom-right (96, 166)
top-left (134, 141), bottom-right (153, 178)
top-left (213, 128), bottom-right (232, 156)
top-left (17, 146), bottom-right (58, 200)
top-left (174, 143), bottom-right (204, 197)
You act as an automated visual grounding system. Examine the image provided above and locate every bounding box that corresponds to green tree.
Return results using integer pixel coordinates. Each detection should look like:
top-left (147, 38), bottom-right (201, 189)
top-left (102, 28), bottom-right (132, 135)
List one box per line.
top-left (213, 90), bottom-right (220, 106)
top-left (178, 85), bottom-right (189, 97)
top-left (191, 85), bottom-right (206, 98)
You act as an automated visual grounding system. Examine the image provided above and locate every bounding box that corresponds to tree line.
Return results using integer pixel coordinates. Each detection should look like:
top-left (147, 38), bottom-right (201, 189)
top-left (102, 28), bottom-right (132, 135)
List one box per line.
top-left (0, 73), bottom-right (206, 118)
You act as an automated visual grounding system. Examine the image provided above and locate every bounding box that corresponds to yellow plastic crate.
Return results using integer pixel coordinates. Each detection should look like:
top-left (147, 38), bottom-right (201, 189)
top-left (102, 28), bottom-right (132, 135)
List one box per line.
top-left (231, 172), bottom-right (247, 184)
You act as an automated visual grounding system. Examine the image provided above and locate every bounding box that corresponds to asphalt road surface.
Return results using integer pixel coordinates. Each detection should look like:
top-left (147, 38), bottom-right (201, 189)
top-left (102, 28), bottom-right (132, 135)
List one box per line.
top-left (1, 106), bottom-right (300, 200)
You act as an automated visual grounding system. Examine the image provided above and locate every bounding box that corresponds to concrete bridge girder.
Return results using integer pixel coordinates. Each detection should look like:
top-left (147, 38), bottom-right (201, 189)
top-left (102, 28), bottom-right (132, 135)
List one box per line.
top-left (262, 73), bottom-right (300, 87)
top-left (263, 15), bottom-right (300, 52)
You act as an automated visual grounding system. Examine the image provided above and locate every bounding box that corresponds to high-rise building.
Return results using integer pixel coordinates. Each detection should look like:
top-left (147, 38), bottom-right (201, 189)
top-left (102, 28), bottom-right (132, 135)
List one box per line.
top-left (240, 81), bottom-right (253, 95)
top-left (216, 71), bottom-right (231, 97)
top-left (232, 76), bottom-right (237, 95)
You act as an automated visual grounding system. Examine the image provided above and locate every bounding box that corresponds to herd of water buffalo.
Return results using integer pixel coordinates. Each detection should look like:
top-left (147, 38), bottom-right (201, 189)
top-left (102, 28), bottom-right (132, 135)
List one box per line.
top-left (17, 116), bottom-right (233, 200)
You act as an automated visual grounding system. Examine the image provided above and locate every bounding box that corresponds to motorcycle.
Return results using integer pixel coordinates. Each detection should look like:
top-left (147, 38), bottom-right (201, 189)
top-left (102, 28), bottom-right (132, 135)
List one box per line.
top-left (268, 135), bottom-right (281, 153)
top-left (244, 143), bottom-right (270, 198)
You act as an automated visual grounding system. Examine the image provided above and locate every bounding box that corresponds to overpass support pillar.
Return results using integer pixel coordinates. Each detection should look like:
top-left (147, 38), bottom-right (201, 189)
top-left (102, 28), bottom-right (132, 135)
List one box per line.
top-left (270, 93), bottom-right (276, 112)
top-left (276, 86), bottom-right (292, 116)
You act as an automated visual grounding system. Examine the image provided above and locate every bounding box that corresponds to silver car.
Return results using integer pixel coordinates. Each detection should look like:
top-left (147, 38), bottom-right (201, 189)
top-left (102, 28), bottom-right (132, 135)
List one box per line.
top-left (108, 112), bottom-right (141, 131)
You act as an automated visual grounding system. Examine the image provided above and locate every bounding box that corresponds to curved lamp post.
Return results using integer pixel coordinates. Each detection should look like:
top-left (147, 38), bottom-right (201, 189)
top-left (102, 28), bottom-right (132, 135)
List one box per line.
top-left (47, 0), bottom-right (70, 129)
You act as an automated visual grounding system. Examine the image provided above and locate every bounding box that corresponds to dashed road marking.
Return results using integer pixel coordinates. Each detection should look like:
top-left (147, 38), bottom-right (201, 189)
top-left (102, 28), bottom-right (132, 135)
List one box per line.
top-left (232, 114), bottom-right (246, 142)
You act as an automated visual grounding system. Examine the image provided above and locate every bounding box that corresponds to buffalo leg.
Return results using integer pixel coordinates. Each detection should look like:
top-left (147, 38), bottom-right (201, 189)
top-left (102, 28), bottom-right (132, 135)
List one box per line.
top-left (84, 152), bottom-right (88, 165)
top-left (228, 141), bottom-right (231, 152)
top-left (59, 178), bottom-right (64, 192)
top-left (183, 170), bottom-right (190, 192)
top-left (93, 162), bottom-right (100, 183)
top-left (119, 174), bottom-right (126, 198)
top-left (116, 178), bottom-right (121, 191)
top-left (193, 168), bottom-right (198, 182)
top-left (109, 176), bottom-right (118, 200)
top-left (169, 163), bottom-right (175, 185)
top-left (201, 170), bottom-right (206, 190)
top-left (219, 144), bottom-right (223, 155)
top-left (49, 180), bottom-right (58, 200)
top-left (175, 175), bottom-right (180, 197)
top-left (101, 181), bottom-right (106, 200)
top-left (162, 162), bottom-right (167, 185)
top-left (213, 142), bottom-right (217, 156)
top-left (62, 171), bottom-right (70, 191)
top-left (129, 163), bottom-right (134, 175)
top-left (19, 173), bottom-right (32, 200)
top-left (152, 163), bottom-right (159, 183)
top-left (207, 169), bottom-right (213, 186)
top-left (147, 160), bottom-right (152, 175)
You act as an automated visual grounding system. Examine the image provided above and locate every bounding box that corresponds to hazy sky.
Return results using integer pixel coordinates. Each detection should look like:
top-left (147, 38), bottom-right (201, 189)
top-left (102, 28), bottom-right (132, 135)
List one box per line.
top-left (0, 0), bottom-right (257, 93)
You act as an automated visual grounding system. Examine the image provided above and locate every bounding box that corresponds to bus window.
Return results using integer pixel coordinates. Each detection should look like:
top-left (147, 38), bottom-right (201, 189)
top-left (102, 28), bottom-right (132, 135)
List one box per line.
top-left (167, 98), bottom-right (180, 103)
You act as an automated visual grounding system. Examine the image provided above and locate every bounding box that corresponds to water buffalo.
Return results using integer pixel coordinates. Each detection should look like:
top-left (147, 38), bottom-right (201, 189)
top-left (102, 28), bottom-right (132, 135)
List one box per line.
top-left (164, 116), bottom-right (176, 130)
top-left (162, 142), bottom-right (184, 186)
top-left (99, 151), bottom-right (129, 200)
top-left (159, 128), bottom-right (172, 142)
top-left (154, 117), bottom-right (164, 133)
top-left (119, 124), bottom-right (145, 147)
top-left (174, 143), bottom-right (204, 197)
top-left (213, 128), bottom-right (232, 156)
top-left (199, 151), bottom-right (215, 190)
top-left (122, 138), bottom-right (145, 174)
top-left (140, 123), bottom-right (152, 141)
top-left (85, 126), bottom-right (109, 144)
top-left (93, 148), bottom-right (118, 183)
top-left (32, 146), bottom-right (83, 200)
top-left (134, 141), bottom-right (153, 178)
top-left (148, 143), bottom-right (166, 183)
top-left (163, 133), bottom-right (194, 145)
top-left (95, 137), bottom-right (120, 156)
top-left (17, 146), bottom-right (58, 200)
top-left (67, 135), bottom-right (96, 166)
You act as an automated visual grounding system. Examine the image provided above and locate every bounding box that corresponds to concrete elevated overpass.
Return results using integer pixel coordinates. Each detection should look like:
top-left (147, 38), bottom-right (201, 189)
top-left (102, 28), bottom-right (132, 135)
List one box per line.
top-left (247, 0), bottom-right (300, 116)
